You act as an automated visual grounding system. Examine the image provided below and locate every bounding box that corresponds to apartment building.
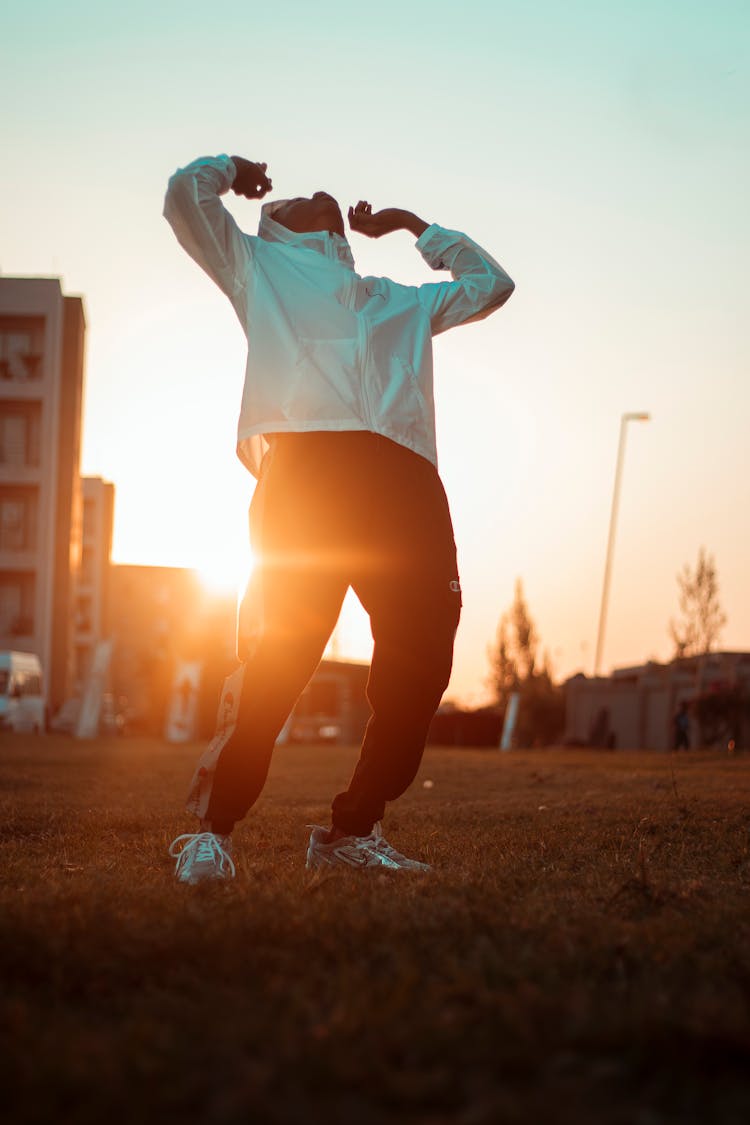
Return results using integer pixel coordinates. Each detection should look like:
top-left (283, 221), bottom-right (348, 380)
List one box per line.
top-left (73, 476), bottom-right (115, 686)
top-left (0, 278), bottom-right (85, 715)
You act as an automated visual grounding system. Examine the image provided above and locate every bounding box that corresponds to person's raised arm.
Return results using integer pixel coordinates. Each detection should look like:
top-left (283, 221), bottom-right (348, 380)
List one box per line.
top-left (347, 201), bottom-right (514, 334)
top-left (348, 201), bottom-right (427, 238)
top-left (163, 154), bottom-right (272, 299)
top-left (414, 223), bottom-right (514, 334)
top-left (348, 201), bottom-right (428, 240)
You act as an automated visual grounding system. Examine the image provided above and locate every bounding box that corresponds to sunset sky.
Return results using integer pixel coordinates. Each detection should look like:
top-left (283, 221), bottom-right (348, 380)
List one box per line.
top-left (2, 0), bottom-right (748, 703)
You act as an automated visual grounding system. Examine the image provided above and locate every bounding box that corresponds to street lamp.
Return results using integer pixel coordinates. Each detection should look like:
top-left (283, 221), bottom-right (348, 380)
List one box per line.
top-left (594, 411), bottom-right (650, 677)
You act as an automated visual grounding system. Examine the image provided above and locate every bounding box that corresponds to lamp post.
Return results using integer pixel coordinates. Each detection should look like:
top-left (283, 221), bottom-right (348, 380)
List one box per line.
top-left (594, 411), bottom-right (650, 677)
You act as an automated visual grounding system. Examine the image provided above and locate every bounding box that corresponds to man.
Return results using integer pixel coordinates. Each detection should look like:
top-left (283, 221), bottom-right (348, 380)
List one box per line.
top-left (164, 154), bottom-right (514, 882)
top-left (673, 701), bottom-right (691, 751)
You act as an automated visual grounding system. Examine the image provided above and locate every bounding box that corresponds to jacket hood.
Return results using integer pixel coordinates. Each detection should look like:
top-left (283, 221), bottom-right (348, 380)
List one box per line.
top-left (259, 199), bottom-right (355, 271)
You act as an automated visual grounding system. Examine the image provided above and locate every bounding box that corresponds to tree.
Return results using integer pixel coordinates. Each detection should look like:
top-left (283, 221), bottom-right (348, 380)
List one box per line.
top-left (669, 547), bottom-right (727, 658)
top-left (488, 580), bottom-right (564, 746)
top-left (489, 579), bottom-right (537, 705)
top-left (692, 686), bottom-right (750, 749)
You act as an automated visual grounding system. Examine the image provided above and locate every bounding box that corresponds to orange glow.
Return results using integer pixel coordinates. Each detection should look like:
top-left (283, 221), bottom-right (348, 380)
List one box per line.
top-left (196, 549), bottom-right (255, 599)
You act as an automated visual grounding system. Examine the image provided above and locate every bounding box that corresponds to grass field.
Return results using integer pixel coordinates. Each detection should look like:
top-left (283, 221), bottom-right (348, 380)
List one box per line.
top-left (2, 736), bottom-right (750, 1125)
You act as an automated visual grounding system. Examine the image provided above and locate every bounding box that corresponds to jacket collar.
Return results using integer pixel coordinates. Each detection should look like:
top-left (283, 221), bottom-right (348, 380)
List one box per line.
top-left (259, 200), bottom-right (355, 270)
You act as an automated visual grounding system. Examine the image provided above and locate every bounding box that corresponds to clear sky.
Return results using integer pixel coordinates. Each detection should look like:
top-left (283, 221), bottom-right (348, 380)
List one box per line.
top-left (2, 0), bottom-right (748, 703)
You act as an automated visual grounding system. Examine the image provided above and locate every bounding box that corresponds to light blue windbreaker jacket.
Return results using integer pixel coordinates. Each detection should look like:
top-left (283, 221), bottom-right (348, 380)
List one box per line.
top-left (164, 154), bottom-right (514, 478)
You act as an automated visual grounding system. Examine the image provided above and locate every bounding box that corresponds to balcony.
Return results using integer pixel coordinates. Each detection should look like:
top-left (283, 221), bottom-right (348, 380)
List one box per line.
top-left (0, 380), bottom-right (46, 401)
top-left (0, 548), bottom-right (39, 570)
top-left (0, 464), bottom-right (40, 484)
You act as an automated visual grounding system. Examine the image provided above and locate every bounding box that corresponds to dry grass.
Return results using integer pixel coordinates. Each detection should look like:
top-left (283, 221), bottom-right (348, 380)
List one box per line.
top-left (2, 735), bottom-right (750, 1124)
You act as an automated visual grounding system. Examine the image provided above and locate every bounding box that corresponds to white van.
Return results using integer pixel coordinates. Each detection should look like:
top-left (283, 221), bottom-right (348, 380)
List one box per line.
top-left (0, 651), bottom-right (46, 733)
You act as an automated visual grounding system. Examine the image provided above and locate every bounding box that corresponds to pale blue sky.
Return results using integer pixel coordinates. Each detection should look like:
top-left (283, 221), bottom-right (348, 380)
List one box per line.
top-left (2, 0), bottom-right (748, 701)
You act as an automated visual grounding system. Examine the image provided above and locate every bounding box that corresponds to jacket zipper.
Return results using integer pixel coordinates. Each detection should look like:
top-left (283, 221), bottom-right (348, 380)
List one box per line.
top-left (357, 310), bottom-right (375, 428)
top-left (327, 235), bottom-right (376, 429)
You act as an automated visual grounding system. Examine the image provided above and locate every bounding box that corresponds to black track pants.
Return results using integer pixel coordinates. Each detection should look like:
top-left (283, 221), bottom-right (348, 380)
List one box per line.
top-left (205, 431), bottom-right (461, 837)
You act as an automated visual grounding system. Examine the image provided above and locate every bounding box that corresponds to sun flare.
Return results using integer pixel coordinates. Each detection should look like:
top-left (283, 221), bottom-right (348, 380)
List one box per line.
top-left (196, 549), bottom-right (255, 598)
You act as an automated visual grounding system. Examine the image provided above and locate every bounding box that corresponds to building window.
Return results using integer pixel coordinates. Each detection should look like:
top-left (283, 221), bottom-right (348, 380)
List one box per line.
top-left (0, 317), bottom-right (44, 382)
top-left (0, 403), bottom-right (42, 467)
top-left (0, 572), bottom-right (35, 636)
top-left (0, 487), bottom-right (38, 550)
top-left (75, 592), bottom-right (93, 633)
top-left (83, 499), bottom-right (95, 535)
top-left (80, 546), bottom-right (95, 586)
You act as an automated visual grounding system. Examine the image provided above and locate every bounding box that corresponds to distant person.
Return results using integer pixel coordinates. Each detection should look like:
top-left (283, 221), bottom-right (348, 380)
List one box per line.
top-left (164, 154), bottom-right (515, 882)
top-left (673, 701), bottom-right (691, 751)
top-left (588, 706), bottom-right (616, 750)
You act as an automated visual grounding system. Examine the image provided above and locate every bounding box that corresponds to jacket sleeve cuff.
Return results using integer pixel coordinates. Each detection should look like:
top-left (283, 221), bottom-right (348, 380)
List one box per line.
top-left (210, 154), bottom-right (236, 192)
top-left (176, 154), bottom-right (237, 194)
top-left (416, 223), bottom-right (456, 271)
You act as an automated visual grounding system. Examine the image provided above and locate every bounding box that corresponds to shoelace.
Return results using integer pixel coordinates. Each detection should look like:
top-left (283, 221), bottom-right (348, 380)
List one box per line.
top-left (369, 825), bottom-right (428, 867)
top-left (350, 827), bottom-right (401, 868)
top-left (368, 823), bottom-right (397, 857)
top-left (308, 824), bottom-right (396, 868)
top-left (169, 832), bottom-right (236, 877)
top-left (338, 839), bottom-right (399, 868)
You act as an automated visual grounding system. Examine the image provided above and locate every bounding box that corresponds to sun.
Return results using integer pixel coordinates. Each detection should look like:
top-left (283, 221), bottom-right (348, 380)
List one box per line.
top-left (196, 548), bottom-right (255, 598)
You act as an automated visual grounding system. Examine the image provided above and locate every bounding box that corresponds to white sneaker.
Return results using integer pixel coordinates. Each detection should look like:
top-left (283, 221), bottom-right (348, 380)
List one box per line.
top-left (169, 831), bottom-right (236, 884)
top-left (306, 823), bottom-right (430, 872)
top-left (368, 823), bottom-right (431, 871)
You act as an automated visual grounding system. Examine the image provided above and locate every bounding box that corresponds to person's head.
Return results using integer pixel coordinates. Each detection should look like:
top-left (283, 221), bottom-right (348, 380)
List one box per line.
top-left (271, 191), bottom-right (345, 238)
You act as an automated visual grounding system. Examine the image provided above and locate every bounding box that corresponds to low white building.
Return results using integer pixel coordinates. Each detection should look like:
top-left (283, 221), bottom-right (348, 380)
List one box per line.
top-left (564, 651), bottom-right (750, 751)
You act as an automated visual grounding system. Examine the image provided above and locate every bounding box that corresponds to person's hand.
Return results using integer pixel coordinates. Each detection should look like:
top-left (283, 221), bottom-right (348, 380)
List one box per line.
top-left (347, 202), bottom-right (407, 238)
top-left (348, 202), bottom-right (428, 239)
top-left (230, 157), bottom-right (272, 199)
